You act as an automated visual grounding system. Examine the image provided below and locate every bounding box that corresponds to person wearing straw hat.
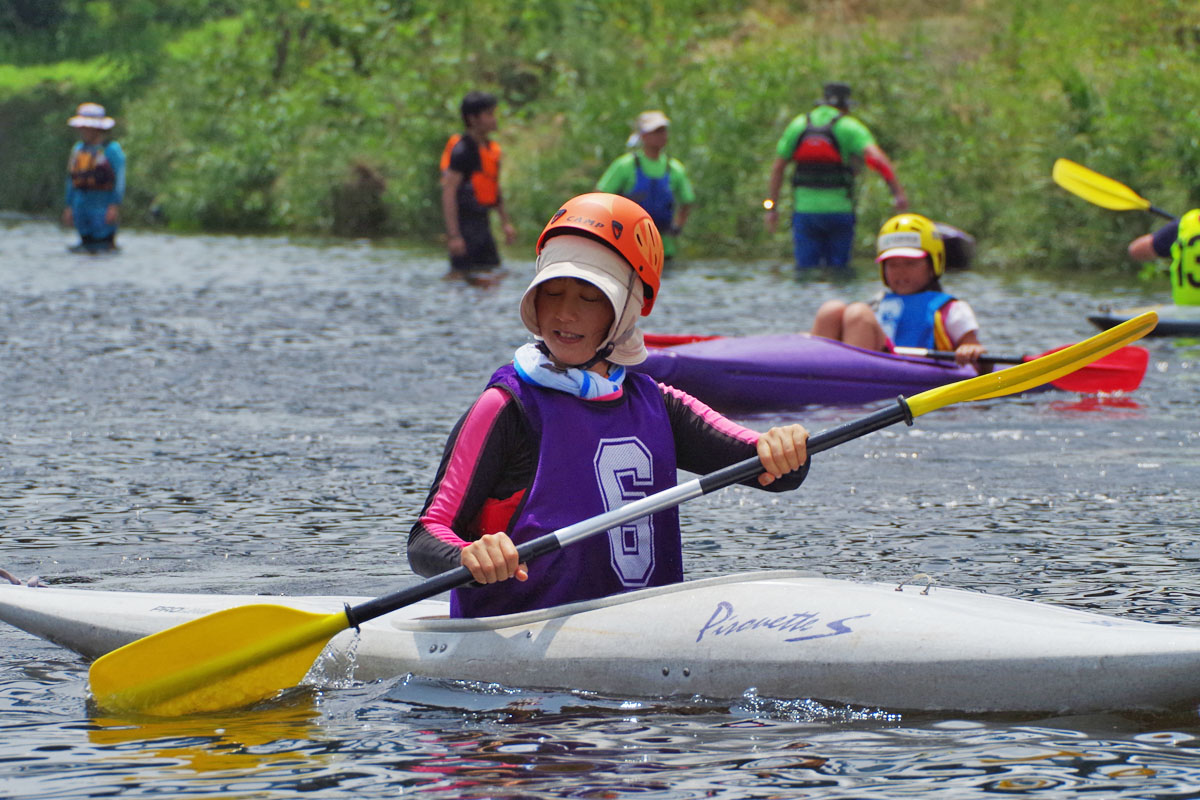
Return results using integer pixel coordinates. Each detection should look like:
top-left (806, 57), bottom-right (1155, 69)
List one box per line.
top-left (62, 102), bottom-right (125, 254)
top-left (62, 102), bottom-right (125, 253)
top-left (596, 110), bottom-right (696, 260)
top-left (407, 193), bottom-right (808, 618)
top-left (764, 82), bottom-right (907, 274)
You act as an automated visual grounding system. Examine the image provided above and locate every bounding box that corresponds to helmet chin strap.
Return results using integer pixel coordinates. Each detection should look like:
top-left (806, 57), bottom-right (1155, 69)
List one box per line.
top-left (536, 341), bottom-right (614, 372)
top-left (575, 343), bottom-right (616, 371)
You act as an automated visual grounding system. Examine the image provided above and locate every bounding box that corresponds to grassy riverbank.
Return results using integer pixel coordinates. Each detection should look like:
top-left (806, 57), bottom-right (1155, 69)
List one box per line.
top-left (3, 0), bottom-right (1198, 272)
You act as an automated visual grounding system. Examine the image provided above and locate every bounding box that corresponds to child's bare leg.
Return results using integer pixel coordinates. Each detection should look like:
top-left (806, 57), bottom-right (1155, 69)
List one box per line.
top-left (841, 302), bottom-right (888, 351)
top-left (811, 300), bottom-right (849, 339)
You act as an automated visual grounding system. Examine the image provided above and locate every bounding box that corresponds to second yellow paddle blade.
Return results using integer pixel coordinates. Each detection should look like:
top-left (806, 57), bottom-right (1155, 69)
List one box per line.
top-left (1052, 158), bottom-right (1151, 212)
top-left (89, 604), bottom-right (349, 716)
top-left (907, 311), bottom-right (1157, 416)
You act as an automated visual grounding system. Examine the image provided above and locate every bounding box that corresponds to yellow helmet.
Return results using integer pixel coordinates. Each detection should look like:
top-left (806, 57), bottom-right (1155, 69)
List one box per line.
top-left (875, 213), bottom-right (946, 279)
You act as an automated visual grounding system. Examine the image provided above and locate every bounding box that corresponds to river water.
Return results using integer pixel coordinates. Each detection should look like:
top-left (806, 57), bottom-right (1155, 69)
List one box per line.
top-left (2, 216), bottom-right (1199, 798)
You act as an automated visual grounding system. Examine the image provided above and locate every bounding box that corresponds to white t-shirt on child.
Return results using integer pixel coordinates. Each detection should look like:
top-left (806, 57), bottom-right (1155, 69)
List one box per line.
top-left (942, 299), bottom-right (979, 345)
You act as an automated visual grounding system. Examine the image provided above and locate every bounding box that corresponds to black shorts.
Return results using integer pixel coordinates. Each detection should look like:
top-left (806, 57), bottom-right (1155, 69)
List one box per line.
top-left (451, 210), bottom-right (500, 271)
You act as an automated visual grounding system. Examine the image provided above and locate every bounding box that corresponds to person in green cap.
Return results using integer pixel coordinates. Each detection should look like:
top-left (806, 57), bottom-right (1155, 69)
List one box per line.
top-left (596, 110), bottom-right (696, 260)
top-left (763, 82), bottom-right (906, 274)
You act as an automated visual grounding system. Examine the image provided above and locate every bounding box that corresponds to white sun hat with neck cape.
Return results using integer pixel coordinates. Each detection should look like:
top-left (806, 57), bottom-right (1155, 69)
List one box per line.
top-left (519, 235), bottom-right (648, 366)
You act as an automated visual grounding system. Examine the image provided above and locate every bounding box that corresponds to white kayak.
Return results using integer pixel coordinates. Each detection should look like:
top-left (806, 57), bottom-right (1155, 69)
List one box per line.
top-left (4, 571), bottom-right (1200, 714)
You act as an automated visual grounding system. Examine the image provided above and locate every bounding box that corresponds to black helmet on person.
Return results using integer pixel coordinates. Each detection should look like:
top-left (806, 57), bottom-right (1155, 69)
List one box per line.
top-left (819, 82), bottom-right (853, 110)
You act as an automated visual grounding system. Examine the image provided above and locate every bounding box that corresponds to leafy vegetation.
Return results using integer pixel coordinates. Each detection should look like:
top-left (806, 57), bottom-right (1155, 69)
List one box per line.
top-left (3, 0), bottom-right (1199, 275)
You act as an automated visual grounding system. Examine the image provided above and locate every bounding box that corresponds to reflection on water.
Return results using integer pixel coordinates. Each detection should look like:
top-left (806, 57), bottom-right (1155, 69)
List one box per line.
top-left (6, 672), bottom-right (1200, 799)
top-left (87, 703), bottom-right (324, 775)
top-left (3, 218), bottom-right (1200, 797)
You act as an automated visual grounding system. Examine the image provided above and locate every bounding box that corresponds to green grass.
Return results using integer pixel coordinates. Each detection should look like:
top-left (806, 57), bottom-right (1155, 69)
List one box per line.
top-left (0, 59), bottom-right (126, 100)
top-left (3, 0), bottom-right (1199, 275)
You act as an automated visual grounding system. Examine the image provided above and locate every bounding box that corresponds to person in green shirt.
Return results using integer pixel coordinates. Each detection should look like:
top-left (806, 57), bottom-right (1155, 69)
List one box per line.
top-left (763, 83), bottom-right (907, 273)
top-left (596, 110), bottom-right (696, 259)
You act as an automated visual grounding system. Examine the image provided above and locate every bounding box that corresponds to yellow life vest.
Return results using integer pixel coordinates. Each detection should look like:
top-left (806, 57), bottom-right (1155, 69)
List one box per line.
top-left (1170, 209), bottom-right (1200, 306)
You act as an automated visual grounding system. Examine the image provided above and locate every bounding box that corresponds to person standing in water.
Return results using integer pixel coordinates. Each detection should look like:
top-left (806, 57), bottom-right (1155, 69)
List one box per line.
top-left (440, 90), bottom-right (517, 282)
top-left (763, 82), bottom-right (906, 273)
top-left (596, 110), bottom-right (696, 260)
top-left (62, 102), bottom-right (125, 254)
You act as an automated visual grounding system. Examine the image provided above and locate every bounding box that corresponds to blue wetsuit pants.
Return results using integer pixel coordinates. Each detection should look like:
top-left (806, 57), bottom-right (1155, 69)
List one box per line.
top-left (791, 211), bottom-right (856, 271)
top-left (71, 192), bottom-right (119, 243)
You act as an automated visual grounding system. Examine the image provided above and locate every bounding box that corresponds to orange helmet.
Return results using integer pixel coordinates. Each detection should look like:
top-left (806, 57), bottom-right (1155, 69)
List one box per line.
top-left (536, 193), bottom-right (664, 315)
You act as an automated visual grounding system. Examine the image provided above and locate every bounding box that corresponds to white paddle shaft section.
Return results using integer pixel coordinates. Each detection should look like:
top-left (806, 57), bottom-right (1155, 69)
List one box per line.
top-left (555, 401), bottom-right (910, 550)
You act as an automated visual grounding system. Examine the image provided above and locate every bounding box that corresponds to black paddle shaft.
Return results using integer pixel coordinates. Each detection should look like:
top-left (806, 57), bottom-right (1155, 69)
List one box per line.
top-left (918, 350), bottom-right (1025, 365)
top-left (344, 398), bottom-right (913, 628)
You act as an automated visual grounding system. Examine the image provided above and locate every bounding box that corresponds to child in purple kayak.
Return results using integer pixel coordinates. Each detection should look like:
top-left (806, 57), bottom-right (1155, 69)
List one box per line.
top-left (811, 213), bottom-right (985, 365)
top-left (408, 193), bottom-right (811, 618)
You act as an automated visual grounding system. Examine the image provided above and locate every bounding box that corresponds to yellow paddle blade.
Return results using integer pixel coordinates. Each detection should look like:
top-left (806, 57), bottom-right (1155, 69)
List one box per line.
top-left (906, 311), bottom-right (1157, 416)
top-left (89, 604), bottom-right (350, 716)
top-left (1052, 158), bottom-right (1151, 212)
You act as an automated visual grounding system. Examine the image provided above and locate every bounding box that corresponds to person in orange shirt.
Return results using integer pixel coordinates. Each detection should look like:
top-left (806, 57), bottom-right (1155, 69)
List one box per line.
top-left (440, 91), bottom-right (517, 282)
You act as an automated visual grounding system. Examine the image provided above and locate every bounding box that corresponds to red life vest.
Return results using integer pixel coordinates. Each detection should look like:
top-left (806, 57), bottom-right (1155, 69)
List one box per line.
top-left (790, 110), bottom-right (854, 191)
top-left (440, 134), bottom-right (501, 207)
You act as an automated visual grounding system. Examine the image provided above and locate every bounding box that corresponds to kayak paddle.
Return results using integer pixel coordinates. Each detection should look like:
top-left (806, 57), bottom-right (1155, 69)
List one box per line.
top-left (88, 311), bottom-right (1158, 716)
top-left (644, 332), bottom-right (721, 348)
top-left (1051, 158), bottom-right (1176, 220)
top-left (891, 344), bottom-right (1149, 394)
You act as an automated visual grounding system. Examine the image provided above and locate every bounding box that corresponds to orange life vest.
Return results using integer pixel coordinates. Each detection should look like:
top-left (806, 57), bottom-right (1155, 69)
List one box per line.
top-left (68, 144), bottom-right (116, 191)
top-left (440, 134), bottom-right (501, 208)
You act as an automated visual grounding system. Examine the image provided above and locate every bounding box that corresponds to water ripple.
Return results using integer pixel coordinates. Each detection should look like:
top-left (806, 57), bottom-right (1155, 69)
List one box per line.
top-left (3, 219), bottom-right (1200, 798)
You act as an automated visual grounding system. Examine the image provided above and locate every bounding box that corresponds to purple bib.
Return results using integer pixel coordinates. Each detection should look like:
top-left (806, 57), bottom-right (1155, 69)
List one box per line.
top-left (452, 366), bottom-right (682, 617)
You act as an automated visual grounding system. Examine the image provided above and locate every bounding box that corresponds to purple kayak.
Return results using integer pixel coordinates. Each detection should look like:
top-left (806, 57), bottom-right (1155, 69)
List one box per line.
top-left (632, 333), bottom-right (980, 413)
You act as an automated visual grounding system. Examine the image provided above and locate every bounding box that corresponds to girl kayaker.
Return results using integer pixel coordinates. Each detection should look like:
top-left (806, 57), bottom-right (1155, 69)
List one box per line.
top-left (810, 213), bottom-right (985, 365)
top-left (408, 193), bottom-right (810, 618)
